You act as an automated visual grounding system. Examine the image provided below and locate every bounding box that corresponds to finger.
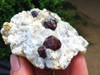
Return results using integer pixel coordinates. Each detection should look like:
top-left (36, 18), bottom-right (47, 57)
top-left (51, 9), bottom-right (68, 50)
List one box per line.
top-left (34, 67), bottom-right (53, 75)
top-left (10, 54), bottom-right (35, 75)
top-left (55, 65), bottom-right (70, 75)
top-left (70, 54), bottom-right (88, 75)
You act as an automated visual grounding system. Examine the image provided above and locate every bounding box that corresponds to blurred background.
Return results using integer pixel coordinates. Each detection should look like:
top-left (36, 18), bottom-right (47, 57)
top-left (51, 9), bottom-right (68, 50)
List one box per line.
top-left (0, 0), bottom-right (100, 75)
top-left (65, 0), bottom-right (100, 75)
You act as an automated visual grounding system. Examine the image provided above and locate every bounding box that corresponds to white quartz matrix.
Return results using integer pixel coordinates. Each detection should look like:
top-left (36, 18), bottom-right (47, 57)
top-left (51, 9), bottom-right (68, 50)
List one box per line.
top-left (1, 8), bottom-right (88, 69)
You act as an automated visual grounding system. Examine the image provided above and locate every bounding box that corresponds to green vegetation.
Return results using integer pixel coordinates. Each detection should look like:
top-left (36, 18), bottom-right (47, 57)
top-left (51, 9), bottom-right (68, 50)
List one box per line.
top-left (0, 0), bottom-right (86, 60)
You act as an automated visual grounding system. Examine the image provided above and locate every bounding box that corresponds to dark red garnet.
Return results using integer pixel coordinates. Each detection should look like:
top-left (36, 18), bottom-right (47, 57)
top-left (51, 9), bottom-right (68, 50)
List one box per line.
top-left (44, 63), bottom-right (53, 71)
top-left (43, 19), bottom-right (57, 30)
top-left (43, 36), bottom-right (61, 51)
top-left (38, 46), bottom-right (47, 58)
top-left (31, 11), bottom-right (38, 17)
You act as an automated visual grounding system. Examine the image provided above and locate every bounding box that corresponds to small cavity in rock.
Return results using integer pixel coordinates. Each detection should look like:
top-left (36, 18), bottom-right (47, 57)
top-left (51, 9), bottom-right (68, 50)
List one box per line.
top-left (44, 63), bottom-right (53, 71)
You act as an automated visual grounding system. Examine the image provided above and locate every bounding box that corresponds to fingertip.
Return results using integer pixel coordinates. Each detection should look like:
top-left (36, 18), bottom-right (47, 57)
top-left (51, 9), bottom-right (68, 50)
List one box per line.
top-left (10, 54), bottom-right (34, 75)
top-left (19, 56), bottom-right (35, 75)
top-left (70, 54), bottom-right (88, 75)
top-left (72, 54), bottom-right (84, 61)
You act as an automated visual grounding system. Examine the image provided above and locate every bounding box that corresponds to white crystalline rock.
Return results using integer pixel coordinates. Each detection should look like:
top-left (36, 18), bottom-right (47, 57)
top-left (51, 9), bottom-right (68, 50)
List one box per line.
top-left (1, 8), bottom-right (89, 69)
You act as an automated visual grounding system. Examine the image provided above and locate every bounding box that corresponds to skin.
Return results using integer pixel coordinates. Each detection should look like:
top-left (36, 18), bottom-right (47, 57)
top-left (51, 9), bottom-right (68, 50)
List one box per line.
top-left (10, 54), bottom-right (88, 75)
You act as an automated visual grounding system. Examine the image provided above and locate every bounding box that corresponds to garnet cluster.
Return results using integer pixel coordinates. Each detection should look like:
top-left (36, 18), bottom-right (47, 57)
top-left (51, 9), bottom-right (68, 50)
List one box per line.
top-left (31, 11), bottom-right (61, 59)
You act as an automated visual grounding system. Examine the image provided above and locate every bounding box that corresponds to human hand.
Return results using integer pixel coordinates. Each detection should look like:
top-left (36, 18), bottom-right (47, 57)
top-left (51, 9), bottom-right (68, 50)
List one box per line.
top-left (10, 54), bottom-right (88, 75)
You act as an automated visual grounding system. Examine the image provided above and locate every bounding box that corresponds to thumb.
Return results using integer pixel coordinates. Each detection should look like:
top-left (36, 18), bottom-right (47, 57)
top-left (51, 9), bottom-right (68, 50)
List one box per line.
top-left (70, 54), bottom-right (88, 75)
top-left (10, 54), bottom-right (34, 75)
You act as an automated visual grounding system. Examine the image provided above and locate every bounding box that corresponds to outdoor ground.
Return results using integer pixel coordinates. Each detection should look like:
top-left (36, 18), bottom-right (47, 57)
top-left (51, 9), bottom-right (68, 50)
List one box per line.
top-left (66, 0), bottom-right (100, 75)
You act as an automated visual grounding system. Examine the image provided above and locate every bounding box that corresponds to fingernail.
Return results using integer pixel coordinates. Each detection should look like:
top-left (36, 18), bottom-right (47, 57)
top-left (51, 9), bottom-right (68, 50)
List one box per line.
top-left (10, 54), bottom-right (20, 72)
